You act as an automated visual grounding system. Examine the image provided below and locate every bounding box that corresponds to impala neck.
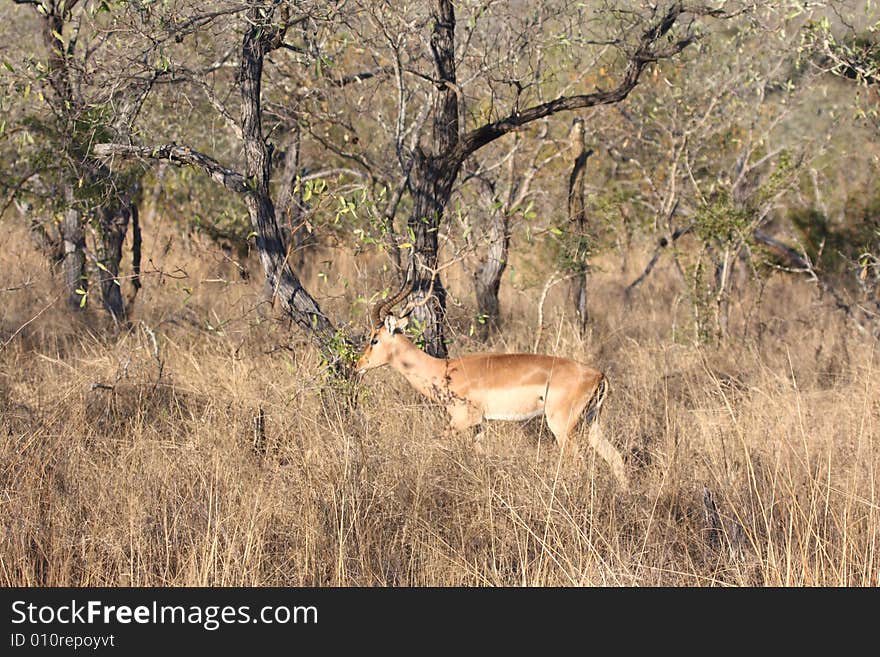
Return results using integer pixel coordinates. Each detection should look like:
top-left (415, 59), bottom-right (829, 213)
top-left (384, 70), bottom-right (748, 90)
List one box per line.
top-left (388, 333), bottom-right (446, 400)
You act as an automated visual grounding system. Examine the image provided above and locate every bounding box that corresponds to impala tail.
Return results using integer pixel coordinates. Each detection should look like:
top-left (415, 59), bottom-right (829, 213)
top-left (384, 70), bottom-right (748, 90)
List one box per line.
top-left (584, 375), bottom-right (609, 425)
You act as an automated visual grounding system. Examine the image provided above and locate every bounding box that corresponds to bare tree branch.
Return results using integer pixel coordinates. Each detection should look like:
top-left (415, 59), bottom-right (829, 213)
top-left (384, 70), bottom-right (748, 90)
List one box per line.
top-left (457, 3), bottom-right (708, 161)
top-left (93, 143), bottom-right (250, 194)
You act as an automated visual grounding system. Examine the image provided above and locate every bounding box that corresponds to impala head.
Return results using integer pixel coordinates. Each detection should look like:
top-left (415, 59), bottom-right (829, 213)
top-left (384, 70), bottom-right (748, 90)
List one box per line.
top-left (356, 280), bottom-right (413, 374)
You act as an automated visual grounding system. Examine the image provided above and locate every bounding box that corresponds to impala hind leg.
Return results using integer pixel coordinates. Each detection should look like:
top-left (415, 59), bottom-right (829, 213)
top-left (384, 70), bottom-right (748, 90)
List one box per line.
top-left (587, 421), bottom-right (628, 489)
top-left (546, 405), bottom-right (628, 488)
top-left (584, 378), bottom-right (627, 488)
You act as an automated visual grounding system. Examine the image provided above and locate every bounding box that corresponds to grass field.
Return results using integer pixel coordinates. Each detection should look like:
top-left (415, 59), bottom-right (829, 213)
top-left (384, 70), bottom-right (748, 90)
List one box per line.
top-left (1, 218), bottom-right (877, 586)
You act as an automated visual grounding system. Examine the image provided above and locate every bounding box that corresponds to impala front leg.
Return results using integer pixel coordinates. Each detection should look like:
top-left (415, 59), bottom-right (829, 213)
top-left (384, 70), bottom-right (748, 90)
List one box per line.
top-left (443, 403), bottom-right (483, 443)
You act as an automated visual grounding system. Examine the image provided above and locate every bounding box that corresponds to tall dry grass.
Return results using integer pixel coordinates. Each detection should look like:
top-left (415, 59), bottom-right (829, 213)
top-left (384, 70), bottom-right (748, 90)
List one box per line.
top-left (1, 219), bottom-right (877, 586)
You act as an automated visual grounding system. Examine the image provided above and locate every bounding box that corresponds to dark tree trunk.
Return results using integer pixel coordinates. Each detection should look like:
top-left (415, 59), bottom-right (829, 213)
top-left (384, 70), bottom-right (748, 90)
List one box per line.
top-left (95, 176), bottom-right (143, 323)
top-left (126, 201), bottom-right (142, 309)
top-left (243, 191), bottom-right (331, 337)
top-left (240, 5), bottom-right (335, 344)
top-left (96, 202), bottom-right (131, 323)
top-left (567, 120), bottom-right (592, 336)
top-left (407, 151), bottom-right (458, 357)
top-left (401, 0), bottom-right (459, 358)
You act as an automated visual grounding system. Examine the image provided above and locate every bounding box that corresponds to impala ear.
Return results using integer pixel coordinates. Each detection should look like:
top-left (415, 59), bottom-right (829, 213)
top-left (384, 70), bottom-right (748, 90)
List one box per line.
top-left (383, 314), bottom-right (408, 334)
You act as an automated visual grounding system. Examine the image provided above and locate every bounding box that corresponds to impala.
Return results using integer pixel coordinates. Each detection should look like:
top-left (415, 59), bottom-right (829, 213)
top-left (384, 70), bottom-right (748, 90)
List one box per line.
top-left (356, 282), bottom-right (628, 486)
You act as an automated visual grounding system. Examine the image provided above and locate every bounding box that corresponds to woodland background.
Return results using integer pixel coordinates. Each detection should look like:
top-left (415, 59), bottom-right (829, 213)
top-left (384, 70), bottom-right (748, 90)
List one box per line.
top-left (1, 0), bottom-right (878, 586)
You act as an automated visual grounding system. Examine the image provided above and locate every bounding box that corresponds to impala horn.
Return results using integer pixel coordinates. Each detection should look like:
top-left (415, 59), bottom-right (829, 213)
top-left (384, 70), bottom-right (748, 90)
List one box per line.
top-left (371, 278), bottom-right (414, 328)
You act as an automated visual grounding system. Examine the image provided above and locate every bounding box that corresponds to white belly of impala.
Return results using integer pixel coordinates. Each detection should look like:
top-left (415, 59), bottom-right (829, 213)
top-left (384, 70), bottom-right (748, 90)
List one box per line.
top-left (484, 410), bottom-right (543, 422)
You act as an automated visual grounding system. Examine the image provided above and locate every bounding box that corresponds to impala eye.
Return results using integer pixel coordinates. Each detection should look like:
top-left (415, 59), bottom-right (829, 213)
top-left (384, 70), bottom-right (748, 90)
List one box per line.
top-left (370, 338), bottom-right (379, 346)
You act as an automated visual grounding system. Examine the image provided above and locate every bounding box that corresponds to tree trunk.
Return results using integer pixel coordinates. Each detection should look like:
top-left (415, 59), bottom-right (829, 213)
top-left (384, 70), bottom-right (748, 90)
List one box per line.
top-left (406, 151), bottom-right (458, 357)
top-left (567, 120), bottom-right (592, 336)
top-left (399, 1), bottom-right (699, 353)
top-left (36, 5), bottom-right (87, 312)
top-left (275, 124), bottom-right (311, 272)
top-left (96, 202), bottom-right (131, 323)
top-left (94, 175), bottom-right (143, 324)
top-left (240, 6), bottom-right (335, 345)
top-left (244, 193), bottom-right (332, 335)
top-left (126, 201), bottom-right (142, 310)
top-left (472, 207), bottom-right (509, 341)
top-left (402, 0), bottom-right (459, 358)
top-left (60, 186), bottom-right (86, 311)
top-left (714, 246), bottom-right (733, 338)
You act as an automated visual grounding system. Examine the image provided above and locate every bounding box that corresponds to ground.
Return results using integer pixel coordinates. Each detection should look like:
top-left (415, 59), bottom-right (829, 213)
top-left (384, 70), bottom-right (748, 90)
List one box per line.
top-left (1, 220), bottom-right (877, 586)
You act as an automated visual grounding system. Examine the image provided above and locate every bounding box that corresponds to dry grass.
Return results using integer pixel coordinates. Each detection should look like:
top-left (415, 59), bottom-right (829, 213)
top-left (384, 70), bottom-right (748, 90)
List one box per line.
top-left (1, 220), bottom-right (878, 586)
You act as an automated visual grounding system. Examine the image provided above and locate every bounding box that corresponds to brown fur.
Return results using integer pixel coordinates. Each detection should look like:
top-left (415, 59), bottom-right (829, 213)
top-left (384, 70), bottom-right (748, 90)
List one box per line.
top-left (357, 317), bottom-right (627, 486)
